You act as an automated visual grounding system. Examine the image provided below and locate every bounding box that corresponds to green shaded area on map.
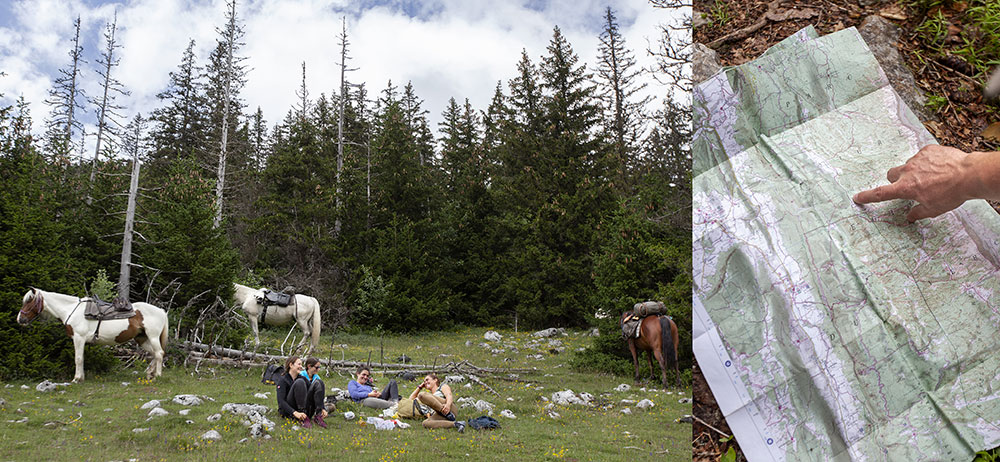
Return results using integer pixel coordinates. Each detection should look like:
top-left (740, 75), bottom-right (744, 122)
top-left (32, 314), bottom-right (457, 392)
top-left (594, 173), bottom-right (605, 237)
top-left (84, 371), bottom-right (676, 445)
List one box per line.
top-left (694, 27), bottom-right (1000, 461)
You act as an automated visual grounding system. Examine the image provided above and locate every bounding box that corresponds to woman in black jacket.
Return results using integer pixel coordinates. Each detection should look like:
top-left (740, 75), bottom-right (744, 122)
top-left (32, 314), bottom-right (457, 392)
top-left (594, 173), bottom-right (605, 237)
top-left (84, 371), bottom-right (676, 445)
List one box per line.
top-left (276, 355), bottom-right (328, 428)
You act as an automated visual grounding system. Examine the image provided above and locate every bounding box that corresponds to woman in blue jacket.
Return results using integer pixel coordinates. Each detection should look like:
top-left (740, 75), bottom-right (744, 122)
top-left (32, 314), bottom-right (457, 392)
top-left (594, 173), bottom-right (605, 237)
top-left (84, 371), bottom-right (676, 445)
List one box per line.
top-left (348, 366), bottom-right (400, 409)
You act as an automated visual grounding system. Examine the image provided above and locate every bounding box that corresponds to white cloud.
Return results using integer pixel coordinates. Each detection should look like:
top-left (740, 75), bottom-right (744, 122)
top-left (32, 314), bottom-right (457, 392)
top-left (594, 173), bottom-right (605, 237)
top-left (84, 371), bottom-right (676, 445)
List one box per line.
top-left (0, 0), bottom-right (681, 152)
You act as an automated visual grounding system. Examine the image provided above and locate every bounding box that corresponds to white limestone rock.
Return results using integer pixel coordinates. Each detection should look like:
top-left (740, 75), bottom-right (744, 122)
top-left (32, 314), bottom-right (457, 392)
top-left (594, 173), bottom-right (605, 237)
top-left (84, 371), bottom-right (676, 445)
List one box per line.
top-left (173, 394), bottom-right (203, 406)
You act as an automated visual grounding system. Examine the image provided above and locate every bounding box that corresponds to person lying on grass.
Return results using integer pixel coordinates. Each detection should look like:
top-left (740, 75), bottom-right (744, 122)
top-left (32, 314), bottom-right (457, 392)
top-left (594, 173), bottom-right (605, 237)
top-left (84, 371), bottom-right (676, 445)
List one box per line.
top-left (409, 373), bottom-right (466, 433)
top-left (276, 355), bottom-right (328, 428)
top-left (348, 366), bottom-right (401, 409)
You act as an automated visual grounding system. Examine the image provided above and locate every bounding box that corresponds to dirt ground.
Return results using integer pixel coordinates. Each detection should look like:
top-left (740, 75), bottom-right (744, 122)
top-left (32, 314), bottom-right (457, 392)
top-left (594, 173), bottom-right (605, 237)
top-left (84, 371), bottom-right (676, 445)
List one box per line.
top-left (692, 0), bottom-right (1000, 460)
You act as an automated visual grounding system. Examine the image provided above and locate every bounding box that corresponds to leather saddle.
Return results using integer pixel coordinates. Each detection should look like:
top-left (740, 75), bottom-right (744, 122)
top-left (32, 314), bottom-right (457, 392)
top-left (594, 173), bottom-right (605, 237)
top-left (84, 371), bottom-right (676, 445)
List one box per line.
top-left (257, 289), bottom-right (293, 307)
top-left (84, 295), bottom-right (135, 321)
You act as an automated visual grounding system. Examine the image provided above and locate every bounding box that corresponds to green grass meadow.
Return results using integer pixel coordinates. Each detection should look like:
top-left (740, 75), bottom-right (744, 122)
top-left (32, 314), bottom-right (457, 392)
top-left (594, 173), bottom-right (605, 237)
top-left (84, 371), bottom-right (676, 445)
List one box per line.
top-left (0, 327), bottom-right (690, 461)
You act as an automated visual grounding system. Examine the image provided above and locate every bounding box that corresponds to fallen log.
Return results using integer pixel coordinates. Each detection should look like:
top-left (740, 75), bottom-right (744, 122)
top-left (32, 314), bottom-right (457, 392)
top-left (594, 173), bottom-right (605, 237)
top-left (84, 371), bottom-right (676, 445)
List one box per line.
top-left (180, 341), bottom-right (535, 375)
top-left (184, 352), bottom-right (538, 386)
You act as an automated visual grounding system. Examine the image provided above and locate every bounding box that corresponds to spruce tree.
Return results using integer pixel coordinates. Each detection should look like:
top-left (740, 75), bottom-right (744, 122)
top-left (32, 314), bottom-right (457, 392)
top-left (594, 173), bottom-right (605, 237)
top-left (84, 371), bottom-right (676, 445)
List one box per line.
top-left (595, 7), bottom-right (650, 193)
top-left (370, 81), bottom-right (431, 225)
top-left (515, 27), bottom-right (609, 327)
top-left (150, 40), bottom-right (208, 170)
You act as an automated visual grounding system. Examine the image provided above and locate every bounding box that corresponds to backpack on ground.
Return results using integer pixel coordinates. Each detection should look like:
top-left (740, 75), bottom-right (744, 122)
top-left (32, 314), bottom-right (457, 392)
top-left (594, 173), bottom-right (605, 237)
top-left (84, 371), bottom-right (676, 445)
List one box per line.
top-left (395, 397), bottom-right (428, 419)
top-left (468, 415), bottom-right (501, 430)
top-left (262, 364), bottom-right (284, 385)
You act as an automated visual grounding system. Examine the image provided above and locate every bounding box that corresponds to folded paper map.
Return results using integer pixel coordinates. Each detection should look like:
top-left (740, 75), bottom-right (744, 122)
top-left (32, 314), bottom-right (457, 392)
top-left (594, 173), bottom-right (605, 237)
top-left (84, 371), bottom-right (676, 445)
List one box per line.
top-left (693, 26), bottom-right (1000, 461)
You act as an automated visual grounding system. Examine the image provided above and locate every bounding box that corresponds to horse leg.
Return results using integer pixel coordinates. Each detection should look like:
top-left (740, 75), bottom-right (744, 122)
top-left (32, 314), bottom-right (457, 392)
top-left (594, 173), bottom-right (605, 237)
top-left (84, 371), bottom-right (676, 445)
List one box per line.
top-left (651, 344), bottom-right (668, 389)
top-left (673, 326), bottom-right (682, 387)
top-left (648, 351), bottom-right (657, 382)
top-left (248, 314), bottom-right (261, 347)
top-left (139, 335), bottom-right (165, 379)
top-left (71, 335), bottom-right (86, 383)
top-left (138, 338), bottom-right (155, 377)
top-left (296, 315), bottom-right (312, 354)
top-left (628, 340), bottom-right (641, 384)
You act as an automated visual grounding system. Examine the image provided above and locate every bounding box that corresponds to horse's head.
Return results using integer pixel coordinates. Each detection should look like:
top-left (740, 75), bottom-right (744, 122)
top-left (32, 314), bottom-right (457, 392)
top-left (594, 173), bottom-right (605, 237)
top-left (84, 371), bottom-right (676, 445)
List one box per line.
top-left (17, 288), bottom-right (44, 325)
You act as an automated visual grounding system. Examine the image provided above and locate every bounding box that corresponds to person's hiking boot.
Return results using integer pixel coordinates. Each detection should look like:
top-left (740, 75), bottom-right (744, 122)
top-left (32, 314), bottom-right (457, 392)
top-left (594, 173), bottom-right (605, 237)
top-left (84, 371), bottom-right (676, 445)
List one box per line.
top-left (300, 416), bottom-right (313, 429)
top-left (313, 413), bottom-right (328, 428)
top-left (441, 411), bottom-right (457, 422)
top-left (455, 421), bottom-right (466, 433)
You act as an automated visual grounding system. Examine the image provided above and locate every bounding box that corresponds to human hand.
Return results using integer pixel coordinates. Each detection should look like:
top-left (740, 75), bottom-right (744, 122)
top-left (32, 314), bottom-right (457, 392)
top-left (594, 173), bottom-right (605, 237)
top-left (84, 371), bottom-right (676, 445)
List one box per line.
top-left (853, 144), bottom-right (979, 222)
top-left (321, 409), bottom-right (328, 418)
top-left (368, 391), bottom-right (379, 398)
top-left (293, 411), bottom-right (307, 421)
top-left (441, 404), bottom-right (450, 415)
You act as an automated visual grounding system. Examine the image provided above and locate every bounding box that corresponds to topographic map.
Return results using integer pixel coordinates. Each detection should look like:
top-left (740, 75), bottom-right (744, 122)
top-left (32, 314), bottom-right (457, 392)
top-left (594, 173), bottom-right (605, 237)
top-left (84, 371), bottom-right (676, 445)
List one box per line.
top-left (693, 26), bottom-right (1000, 461)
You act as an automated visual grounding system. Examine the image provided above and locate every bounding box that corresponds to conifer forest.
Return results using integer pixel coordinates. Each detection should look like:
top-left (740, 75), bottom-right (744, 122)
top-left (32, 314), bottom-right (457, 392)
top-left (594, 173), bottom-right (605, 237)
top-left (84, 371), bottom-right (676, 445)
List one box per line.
top-left (0, 1), bottom-right (691, 380)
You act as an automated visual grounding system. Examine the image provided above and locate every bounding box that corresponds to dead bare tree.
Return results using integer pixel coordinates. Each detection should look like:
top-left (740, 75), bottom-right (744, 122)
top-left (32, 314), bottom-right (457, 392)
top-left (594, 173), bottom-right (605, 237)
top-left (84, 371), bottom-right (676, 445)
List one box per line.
top-left (649, 0), bottom-right (692, 93)
top-left (118, 115), bottom-right (146, 299)
top-left (212, 0), bottom-right (247, 229)
top-left (90, 11), bottom-right (130, 187)
top-left (295, 61), bottom-right (309, 124)
top-left (336, 16), bottom-right (360, 237)
top-left (43, 15), bottom-right (86, 163)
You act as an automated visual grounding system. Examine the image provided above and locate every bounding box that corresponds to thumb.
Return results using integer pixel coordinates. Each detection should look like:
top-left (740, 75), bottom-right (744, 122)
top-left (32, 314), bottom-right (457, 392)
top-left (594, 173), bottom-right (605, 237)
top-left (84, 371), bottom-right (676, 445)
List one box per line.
top-left (906, 204), bottom-right (939, 223)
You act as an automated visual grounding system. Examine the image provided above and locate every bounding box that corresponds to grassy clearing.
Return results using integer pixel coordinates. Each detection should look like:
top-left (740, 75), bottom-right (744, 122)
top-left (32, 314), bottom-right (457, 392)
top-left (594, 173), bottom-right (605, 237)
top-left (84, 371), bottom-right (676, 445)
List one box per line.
top-left (0, 327), bottom-right (690, 461)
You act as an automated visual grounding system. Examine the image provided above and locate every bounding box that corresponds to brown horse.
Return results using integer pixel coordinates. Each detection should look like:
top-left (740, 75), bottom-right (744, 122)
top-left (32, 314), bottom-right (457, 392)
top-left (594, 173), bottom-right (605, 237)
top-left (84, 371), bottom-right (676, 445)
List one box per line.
top-left (621, 312), bottom-right (680, 388)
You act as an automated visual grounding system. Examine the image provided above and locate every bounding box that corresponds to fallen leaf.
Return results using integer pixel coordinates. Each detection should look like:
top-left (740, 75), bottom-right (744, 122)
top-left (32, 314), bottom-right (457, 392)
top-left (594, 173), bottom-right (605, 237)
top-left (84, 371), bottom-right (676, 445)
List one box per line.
top-left (924, 121), bottom-right (942, 138)
top-left (981, 122), bottom-right (1000, 142)
top-left (880, 5), bottom-right (907, 21)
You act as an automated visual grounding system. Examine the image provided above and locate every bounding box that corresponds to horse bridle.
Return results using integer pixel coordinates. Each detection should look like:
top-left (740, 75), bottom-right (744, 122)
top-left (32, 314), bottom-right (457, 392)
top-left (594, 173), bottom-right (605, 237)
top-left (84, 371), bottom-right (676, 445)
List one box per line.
top-left (18, 289), bottom-right (44, 323)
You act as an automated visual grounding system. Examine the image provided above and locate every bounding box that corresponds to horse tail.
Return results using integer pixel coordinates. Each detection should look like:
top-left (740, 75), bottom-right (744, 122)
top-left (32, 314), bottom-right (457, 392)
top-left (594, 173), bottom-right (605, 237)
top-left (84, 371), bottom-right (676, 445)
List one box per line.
top-left (661, 317), bottom-right (675, 368)
top-left (310, 297), bottom-right (321, 351)
top-left (160, 311), bottom-right (169, 349)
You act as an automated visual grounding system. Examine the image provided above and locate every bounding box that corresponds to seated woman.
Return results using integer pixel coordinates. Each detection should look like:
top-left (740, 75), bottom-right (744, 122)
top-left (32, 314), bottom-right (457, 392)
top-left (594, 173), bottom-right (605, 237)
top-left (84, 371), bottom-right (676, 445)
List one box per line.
top-left (348, 366), bottom-right (400, 409)
top-left (409, 373), bottom-right (465, 432)
top-left (276, 355), bottom-right (328, 428)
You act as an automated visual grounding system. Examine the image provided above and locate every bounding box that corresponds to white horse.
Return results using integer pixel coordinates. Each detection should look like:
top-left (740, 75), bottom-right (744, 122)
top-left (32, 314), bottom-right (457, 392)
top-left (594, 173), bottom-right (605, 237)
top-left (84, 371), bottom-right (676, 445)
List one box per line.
top-left (17, 288), bottom-right (169, 383)
top-left (233, 283), bottom-right (321, 354)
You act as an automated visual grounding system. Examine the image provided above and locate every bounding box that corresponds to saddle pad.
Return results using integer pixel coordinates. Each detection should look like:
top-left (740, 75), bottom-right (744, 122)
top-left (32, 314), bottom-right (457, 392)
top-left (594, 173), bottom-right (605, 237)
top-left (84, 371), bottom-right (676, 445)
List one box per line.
top-left (621, 317), bottom-right (642, 340)
top-left (83, 298), bottom-right (135, 321)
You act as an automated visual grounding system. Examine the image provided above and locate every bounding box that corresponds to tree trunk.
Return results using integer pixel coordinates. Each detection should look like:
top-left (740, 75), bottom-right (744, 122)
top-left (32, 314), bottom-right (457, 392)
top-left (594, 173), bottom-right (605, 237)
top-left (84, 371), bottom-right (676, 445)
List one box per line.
top-left (213, 1), bottom-right (236, 229)
top-left (118, 146), bottom-right (140, 299)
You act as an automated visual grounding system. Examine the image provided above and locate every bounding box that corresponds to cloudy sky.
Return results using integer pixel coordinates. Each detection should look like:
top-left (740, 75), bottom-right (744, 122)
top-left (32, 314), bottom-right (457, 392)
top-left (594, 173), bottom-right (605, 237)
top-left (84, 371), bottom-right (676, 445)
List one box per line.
top-left (0, 0), bottom-right (685, 154)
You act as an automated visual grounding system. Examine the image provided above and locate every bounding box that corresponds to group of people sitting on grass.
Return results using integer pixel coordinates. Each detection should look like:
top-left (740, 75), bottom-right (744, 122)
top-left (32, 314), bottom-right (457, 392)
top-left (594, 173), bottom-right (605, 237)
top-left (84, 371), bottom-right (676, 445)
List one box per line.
top-left (275, 355), bottom-right (466, 432)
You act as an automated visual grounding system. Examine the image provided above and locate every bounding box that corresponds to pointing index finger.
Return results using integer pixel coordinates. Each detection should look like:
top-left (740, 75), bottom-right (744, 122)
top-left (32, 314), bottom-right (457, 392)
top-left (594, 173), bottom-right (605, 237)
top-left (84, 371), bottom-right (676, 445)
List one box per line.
top-left (853, 182), bottom-right (909, 205)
